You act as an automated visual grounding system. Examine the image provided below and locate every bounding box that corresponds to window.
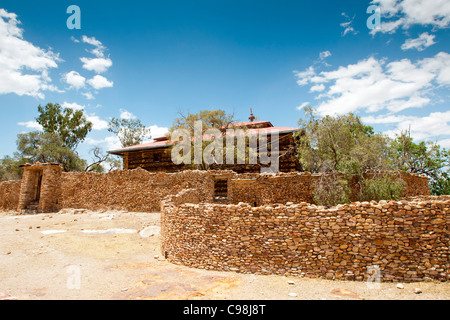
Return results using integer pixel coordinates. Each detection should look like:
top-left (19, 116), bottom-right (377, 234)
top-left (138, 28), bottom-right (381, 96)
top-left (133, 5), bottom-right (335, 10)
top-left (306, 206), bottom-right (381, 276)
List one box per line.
top-left (214, 179), bottom-right (228, 200)
top-left (153, 153), bottom-right (162, 162)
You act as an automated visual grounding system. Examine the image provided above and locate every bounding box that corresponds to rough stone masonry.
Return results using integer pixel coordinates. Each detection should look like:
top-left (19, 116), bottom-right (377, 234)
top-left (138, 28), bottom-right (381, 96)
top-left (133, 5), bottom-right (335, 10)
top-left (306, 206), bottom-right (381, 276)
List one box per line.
top-left (161, 191), bottom-right (449, 283)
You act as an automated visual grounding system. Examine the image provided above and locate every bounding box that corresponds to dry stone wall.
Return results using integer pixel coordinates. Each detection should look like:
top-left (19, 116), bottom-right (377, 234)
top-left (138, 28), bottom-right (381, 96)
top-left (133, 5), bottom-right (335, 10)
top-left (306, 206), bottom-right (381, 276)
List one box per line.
top-left (58, 168), bottom-right (215, 212)
top-left (229, 171), bottom-right (430, 206)
top-left (0, 180), bottom-right (21, 211)
top-left (1, 166), bottom-right (431, 214)
top-left (161, 195), bottom-right (449, 282)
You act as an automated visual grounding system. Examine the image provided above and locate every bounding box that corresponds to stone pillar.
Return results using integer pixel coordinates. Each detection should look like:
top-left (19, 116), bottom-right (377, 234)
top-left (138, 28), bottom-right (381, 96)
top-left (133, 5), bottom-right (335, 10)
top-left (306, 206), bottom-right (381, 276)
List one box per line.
top-left (38, 165), bottom-right (62, 212)
top-left (17, 167), bottom-right (39, 211)
top-left (18, 163), bottom-right (62, 213)
top-left (123, 153), bottom-right (129, 170)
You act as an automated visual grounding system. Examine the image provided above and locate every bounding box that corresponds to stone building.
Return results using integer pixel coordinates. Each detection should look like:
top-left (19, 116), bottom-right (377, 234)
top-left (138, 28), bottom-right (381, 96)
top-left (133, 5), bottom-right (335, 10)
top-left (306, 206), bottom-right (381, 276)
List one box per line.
top-left (108, 112), bottom-right (301, 173)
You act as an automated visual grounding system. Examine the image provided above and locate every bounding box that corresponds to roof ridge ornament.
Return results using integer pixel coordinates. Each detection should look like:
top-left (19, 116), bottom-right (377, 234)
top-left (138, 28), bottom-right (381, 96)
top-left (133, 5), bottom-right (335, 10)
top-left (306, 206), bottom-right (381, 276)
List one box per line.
top-left (249, 108), bottom-right (255, 122)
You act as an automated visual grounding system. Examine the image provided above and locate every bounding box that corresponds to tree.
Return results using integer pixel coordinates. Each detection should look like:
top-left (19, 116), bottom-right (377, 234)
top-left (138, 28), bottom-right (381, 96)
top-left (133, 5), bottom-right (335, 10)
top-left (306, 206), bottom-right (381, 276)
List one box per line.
top-left (36, 103), bottom-right (93, 150)
top-left (429, 171), bottom-right (450, 195)
top-left (168, 109), bottom-right (241, 170)
top-left (0, 155), bottom-right (28, 181)
top-left (170, 109), bottom-right (236, 135)
top-left (85, 147), bottom-right (108, 173)
top-left (296, 107), bottom-right (388, 175)
top-left (16, 131), bottom-right (86, 172)
top-left (83, 147), bottom-right (122, 172)
top-left (108, 117), bottom-right (151, 148)
top-left (295, 107), bottom-right (404, 205)
top-left (389, 130), bottom-right (450, 195)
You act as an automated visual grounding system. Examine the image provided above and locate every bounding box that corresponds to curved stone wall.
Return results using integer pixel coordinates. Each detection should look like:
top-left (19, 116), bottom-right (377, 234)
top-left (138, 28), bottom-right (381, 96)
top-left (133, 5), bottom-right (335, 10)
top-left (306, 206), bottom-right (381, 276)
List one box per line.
top-left (161, 196), bottom-right (449, 282)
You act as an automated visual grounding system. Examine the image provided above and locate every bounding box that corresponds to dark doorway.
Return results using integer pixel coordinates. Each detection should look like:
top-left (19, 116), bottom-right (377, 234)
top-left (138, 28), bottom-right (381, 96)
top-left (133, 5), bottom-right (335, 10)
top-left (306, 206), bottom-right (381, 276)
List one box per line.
top-left (35, 171), bottom-right (43, 202)
top-left (214, 179), bottom-right (228, 200)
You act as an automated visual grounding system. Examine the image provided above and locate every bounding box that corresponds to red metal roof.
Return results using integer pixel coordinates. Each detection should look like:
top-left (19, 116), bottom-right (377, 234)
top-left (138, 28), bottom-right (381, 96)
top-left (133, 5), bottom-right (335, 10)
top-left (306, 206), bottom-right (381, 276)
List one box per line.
top-left (108, 123), bottom-right (298, 155)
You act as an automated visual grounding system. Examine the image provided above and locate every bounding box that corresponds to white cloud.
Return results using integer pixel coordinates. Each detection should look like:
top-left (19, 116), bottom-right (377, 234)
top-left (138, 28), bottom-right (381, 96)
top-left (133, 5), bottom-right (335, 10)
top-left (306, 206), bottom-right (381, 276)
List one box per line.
top-left (81, 92), bottom-right (95, 100)
top-left (362, 111), bottom-right (450, 147)
top-left (82, 35), bottom-right (106, 58)
top-left (79, 35), bottom-right (112, 73)
top-left (86, 114), bottom-right (109, 131)
top-left (319, 51), bottom-right (332, 60)
top-left (310, 84), bottom-right (325, 93)
top-left (294, 52), bottom-right (450, 116)
top-left (80, 57), bottom-right (113, 74)
top-left (437, 138), bottom-right (450, 149)
top-left (63, 71), bottom-right (86, 89)
top-left (87, 75), bottom-right (114, 90)
top-left (85, 136), bottom-right (121, 150)
top-left (18, 121), bottom-right (42, 131)
top-left (0, 9), bottom-right (61, 99)
top-left (296, 102), bottom-right (310, 111)
top-left (294, 66), bottom-right (316, 86)
top-left (119, 109), bottom-right (137, 120)
top-left (370, 0), bottom-right (450, 34)
top-left (401, 32), bottom-right (436, 51)
top-left (148, 125), bottom-right (169, 140)
top-left (62, 102), bottom-right (85, 111)
top-left (85, 125), bottom-right (169, 150)
top-left (340, 12), bottom-right (359, 36)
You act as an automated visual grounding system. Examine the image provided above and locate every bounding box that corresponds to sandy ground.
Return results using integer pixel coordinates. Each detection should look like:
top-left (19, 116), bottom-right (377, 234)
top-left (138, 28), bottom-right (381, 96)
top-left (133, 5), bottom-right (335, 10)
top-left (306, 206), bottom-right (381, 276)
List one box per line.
top-left (0, 210), bottom-right (448, 300)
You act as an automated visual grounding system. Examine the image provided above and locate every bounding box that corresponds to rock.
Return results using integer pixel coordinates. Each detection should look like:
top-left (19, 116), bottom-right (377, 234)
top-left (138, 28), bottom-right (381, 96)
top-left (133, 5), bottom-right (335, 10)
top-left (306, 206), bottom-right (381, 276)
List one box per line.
top-left (396, 283), bottom-right (404, 289)
top-left (431, 218), bottom-right (445, 225)
top-left (0, 292), bottom-right (17, 300)
top-left (287, 280), bottom-right (295, 285)
top-left (154, 255), bottom-right (159, 259)
top-left (414, 288), bottom-right (422, 294)
top-left (139, 226), bottom-right (160, 238)
top-left (288, 292), bottom-right (297, 297)
top-left (330, 288), bottom-right (361, 299)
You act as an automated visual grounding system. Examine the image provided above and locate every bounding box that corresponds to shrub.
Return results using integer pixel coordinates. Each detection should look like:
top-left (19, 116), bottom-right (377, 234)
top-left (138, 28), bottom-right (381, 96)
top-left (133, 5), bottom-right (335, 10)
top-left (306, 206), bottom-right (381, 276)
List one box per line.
top-left (359, 174), bottom-right (405, 202)
top-left (313, 172), bottom-right (350, 206)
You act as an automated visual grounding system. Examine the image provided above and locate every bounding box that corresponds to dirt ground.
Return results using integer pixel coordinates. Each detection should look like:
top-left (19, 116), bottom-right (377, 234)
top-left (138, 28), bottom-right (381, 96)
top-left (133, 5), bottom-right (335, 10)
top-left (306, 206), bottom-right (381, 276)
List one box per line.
top-left (0, 210), bottom-right (448, 300)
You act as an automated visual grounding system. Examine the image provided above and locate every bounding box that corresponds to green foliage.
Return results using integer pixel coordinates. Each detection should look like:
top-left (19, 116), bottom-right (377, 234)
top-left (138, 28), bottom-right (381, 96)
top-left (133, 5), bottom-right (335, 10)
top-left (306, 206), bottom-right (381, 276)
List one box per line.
top-left (312, 172), bottom-right (350, 206)
top-left (108, 117), bottom-right (151, 148)
top-left (295, 107), bottom-right (389, 176)
top-left (169, 109), bottom-right (241, 170)
top-left (296, 107), bottom-right (396, 205)
top-left (16, 131), bottom-right (86, 172)
top-left (429, 171), bottom-right (450, 195)
top-left (36, 103), bottom-right (93, 150)
top-left (359, 175), bottom-right (406, 202)
top-left (105, 156), bottom-right (123, 171)
top-left (170, 109), bottom-right (236, 134)
top-left (388, 130), bottom-right (450, 195)
top-left (0, 155), bottom-right (28, 181)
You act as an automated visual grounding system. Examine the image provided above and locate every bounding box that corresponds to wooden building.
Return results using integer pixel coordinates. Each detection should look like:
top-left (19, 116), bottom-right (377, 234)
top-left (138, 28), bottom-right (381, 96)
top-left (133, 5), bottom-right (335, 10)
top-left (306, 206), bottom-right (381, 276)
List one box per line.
top-left (108, 114), bottom-right (300, 173)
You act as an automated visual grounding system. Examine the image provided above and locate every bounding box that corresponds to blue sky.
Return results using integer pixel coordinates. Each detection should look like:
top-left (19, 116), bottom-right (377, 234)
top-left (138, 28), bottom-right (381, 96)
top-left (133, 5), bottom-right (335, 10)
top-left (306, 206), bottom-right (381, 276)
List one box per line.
top-left (0, 0), bottom-right (449, 163)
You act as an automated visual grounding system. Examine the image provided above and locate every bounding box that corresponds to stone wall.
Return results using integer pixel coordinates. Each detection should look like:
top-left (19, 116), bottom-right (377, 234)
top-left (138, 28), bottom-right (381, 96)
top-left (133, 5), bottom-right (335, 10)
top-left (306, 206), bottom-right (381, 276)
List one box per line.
top-left (230, 173), bottom-right (315, 205)
top-left (0, 180), bottom-right (21, 211)
top-left (1, 166), bottom-right (431, 213)
top-left (229, 171), bottom-right (430, 206)
top-left (161, 195), bottom-right (449, 282)
top-left (57, 168), bottom-right (215, 212)
top-left (56, 169), bottom-right (430, 212)
top-left (17, 163), bottom-right (63, 213)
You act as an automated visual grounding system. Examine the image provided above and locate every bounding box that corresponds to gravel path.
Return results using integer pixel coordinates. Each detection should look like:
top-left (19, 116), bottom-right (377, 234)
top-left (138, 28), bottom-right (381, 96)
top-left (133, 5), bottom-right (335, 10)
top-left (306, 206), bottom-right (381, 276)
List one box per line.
top-left (0, 210), bottom-right (448, 300)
